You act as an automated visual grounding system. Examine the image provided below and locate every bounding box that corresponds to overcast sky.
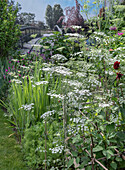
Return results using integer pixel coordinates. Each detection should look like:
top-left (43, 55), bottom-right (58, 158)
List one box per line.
top-left (13, 0), bottom-right (107, 22)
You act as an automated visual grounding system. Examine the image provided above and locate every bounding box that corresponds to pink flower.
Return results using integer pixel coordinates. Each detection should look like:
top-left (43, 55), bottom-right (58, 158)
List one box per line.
top-left (19, 74), bottom-right (21, 76)
top-left (9, 61), bottom-right (11, 63)
top-left (8, 67), bottom-right (10, 70)
top-left (109, 49), bottom-right (114, 51)
top-left (4, 75), bottom-right (6, 79)
top-left (118, 32), bottom-right (124, 35)
top-left (9, 81), bottom-right (11, 83)
top-left (22, 58), bottom-right (24, 60)
top-left (17, 61), bottom-right (19, 63)
top-left (110, 26), bottom-right (117, 31)
top-left (6, 69), bottom-right (8, 72)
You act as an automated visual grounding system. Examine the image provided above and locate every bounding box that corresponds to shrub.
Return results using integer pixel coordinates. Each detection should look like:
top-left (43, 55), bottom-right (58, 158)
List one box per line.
top-left (0, 0), bottom-right (20, 60)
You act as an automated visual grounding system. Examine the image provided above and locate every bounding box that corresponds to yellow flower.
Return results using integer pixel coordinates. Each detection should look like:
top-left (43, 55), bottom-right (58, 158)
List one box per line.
top-left (95, 113), bottom-right (98, 116)
top-left (83, 4), bottom-right (87, 9)
top-left (93, 1), bottom-right (97, 4)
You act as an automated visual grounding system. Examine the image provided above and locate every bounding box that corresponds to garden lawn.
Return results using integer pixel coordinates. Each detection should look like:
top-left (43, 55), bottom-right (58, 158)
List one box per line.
top-left (0, 107), bottom-right (28, 170)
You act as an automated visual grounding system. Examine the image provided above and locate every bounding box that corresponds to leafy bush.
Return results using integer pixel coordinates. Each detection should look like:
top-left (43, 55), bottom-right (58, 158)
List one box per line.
top-left (0, 0), bottom-right (20, 60)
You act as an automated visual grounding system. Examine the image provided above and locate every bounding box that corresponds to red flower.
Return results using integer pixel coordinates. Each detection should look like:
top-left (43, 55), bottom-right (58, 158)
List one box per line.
top-left (114, 61), bottom-right (120, 70)
top-left (116, 72), bottom-right (123, 80)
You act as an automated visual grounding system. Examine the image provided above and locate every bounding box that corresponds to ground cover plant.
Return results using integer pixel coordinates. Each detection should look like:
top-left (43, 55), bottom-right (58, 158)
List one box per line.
top-left (0, 0), bottom-right (125, 170)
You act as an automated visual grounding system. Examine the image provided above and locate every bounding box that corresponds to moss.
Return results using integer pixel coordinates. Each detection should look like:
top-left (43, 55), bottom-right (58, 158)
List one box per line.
top-left (0, 108), bottom-right (29, 170)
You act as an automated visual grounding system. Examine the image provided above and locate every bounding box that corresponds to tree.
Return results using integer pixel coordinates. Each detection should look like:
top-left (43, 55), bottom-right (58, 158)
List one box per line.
top-left (53, 4), bottom-right (64, 28)
top-left (58, 0), bottom-right (84, 28)
top-left (0, 0), bottom-right (21, 60)
top-left (37, 21), bottom-right (45, 30)
top-left (45, 5), bottom-right (53, 30)
top-left (17, 12), bottom-right (35, 25)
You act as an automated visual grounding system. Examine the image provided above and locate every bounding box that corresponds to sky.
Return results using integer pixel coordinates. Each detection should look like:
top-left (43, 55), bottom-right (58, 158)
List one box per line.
top-left (13, 0), bottom-right (113, 23)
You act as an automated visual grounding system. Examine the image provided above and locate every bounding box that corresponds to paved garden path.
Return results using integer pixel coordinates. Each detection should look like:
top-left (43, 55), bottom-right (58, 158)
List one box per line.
top-left (19, 33), bottom-right (54, 55)
top-left (19, 37), bottom-right (42, 54)
top-left (0, 107), bottom-right (28, 170)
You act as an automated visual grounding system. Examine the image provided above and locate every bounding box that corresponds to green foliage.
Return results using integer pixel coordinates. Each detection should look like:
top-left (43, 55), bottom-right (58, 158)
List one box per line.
top-left (1, 2), bottom-right (125, 169)
top-left (0, 0), bottom-right (21, 60)
top-left (53, 4), bottom-right (64, 28)
top-left (23, 121), bottom-right (64, 169)
top-left (45, 4), bottom-right (64, 30)
top-left (40, 32), bottom-right (83, 60)
top-left (45, 5), bottom-right (54, 30)
top-left (17, 12), bottom-right (36, 25)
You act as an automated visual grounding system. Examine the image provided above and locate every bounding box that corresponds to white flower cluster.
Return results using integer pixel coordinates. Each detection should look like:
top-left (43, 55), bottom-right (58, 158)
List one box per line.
top-left (65, 33), bottom-right (84, 38)
top-left (40, 110), bottom-right (55, 119)
top-left (63, 79), bottom-right (83, 88)
top-left (54, 66), bottom-right (72, 76)
top-left (74, 89), bottom-right (91, 96)
top-left (70, 51), bottom-right (83, 57)
top-left (76, 72), bottom-right (86, 77)
top-left (47, 93), bottom-right (64, 100)
top-left (18, 103), bottom-right (34, 111)
top-left (115, 47), bottom-right (125, 51)
top-left (93, 31), bottom-right (106, 36)
top-left (35, 81), bottom-right (48, 86)
top-left (70, 117), bottom-right (85, 124)
top-left (71, 25), bottom-right (82, 29)
top-left (99, 102), bottom-right (113, 108)
top-left (42, 67), bottom-right (52, 72)
top-left (49, 145), bottom-right (64, 154)
top-left (51, 54), bottom-right (67, 62)
top-left (11, 79), bottom-right (22, 84)
top-left (20, 66), bottom-right (30, 69)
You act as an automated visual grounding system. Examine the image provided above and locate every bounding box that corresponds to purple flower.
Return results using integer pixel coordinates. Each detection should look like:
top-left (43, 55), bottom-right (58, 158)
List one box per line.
top-left (74, 40), bottom-right (80, 44)
top-left (17, 61), bottom-right (19, 63)
top-left (43, 56), bottom-right (46, 60)
top-left (110, 26), bottom-right (117, 30)
top-left (8, 67), bottom-right (10, 70)
top-left (9, 80), bottom-right (11, 83)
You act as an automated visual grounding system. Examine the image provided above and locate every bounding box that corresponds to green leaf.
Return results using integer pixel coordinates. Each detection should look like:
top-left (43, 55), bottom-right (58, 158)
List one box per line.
top-left (110, 161), bottom-right (117, 169)
top-left (67, 158), bottom-right (74, 169)
top-left (107, 150), bottom-right (114, 156)
top-left (108, 146), bottom-right (117, 149)
top-left (97, 115), bottom-right (104, 120)
top-left (93, 145), bottom-right (103, 152)
top-left (72, 134), bottom-right (81, 144)
top-left (81, 157), bottom-right (89, 165)
top-left (115, 157), bottom-right (122, 162)
top-left (103, 150), bottom-right (111, 159)
top-left (117, 132), bottom-right (125, 141)
top-left (72, 151), bottom-right (78, 157)
top-left (76, 157), bottom-right (80, 164)
top-left (42, 46), bottom-right (50, 49)
top-left (106, 123), bottom-right (115, 133)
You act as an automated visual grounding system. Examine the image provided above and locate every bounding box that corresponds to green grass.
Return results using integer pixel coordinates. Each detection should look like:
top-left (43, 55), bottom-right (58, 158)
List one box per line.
top-left (0, 107), bottom-right (29, 170)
